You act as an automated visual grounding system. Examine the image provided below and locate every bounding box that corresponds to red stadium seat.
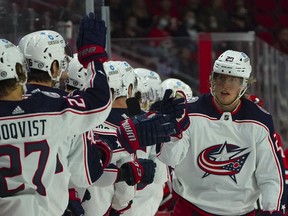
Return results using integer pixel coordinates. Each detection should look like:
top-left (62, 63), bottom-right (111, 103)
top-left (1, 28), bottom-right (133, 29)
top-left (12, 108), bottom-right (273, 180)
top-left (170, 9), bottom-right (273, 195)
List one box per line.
top-left (255, 14), bottom-right (276, 29)
top-left (277, 14), bottom-right (288, 28)
top-left (254, 0), bottom-right (277, 13)
top-left (257, 31), bottom-right (275, 45)
top-left (279, 0), bottom-right (288, 13)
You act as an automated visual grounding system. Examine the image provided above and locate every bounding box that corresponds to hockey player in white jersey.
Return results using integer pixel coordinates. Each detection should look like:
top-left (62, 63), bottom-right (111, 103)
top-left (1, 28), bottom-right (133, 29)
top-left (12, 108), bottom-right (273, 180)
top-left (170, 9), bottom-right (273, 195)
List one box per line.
top-left (18, 30), bottom-right (69, 90)
top-left (0, 20), bottom-right (112, 216)
top-left (156, 77), bottom-right (194, 213)
top-left (65, 53), bottom-right (90, 92)
top-left (64, 54), bottom-right (115, 216)
top-left (81, 61), bottom-right (157, 216)
top-left (134, 68), bottom-right (162, 111)
top-left (157, 50), bottom-right (287, 215)
top-left (18, 29), bottom-right (93, 216)
top-left (121, 68), bottom-right (169, 216)
top-left (65, 58), bottom-right (186, 216)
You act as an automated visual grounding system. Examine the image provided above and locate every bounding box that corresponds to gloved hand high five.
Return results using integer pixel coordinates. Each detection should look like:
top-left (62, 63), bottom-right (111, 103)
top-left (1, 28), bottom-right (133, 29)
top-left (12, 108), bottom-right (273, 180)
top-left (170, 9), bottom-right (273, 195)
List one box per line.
top-left (77, 12), bottom-right (108, 67)
top-left (150, 89), bottom-right (190, 138)
top-left (171, 90), bottom-right (190, 138)
top-left (150, 89), bottom-right (185, 119)
top-left (116, 113), bottom-right (178, 154)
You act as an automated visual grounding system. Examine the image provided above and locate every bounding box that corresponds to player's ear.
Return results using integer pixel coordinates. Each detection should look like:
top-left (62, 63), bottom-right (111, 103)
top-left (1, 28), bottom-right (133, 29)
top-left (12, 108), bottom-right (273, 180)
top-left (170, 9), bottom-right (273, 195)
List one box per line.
top-left (50, 60), bottom-right (60, 79)
top-left (16, 63), bottom-right (26, 83)
top-left (127, 84), bottom-right (133, 98)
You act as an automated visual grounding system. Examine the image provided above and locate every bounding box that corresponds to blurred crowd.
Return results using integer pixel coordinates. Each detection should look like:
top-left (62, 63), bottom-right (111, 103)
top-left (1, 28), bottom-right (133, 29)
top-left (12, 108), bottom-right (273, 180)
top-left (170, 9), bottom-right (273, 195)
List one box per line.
top-left (1, 0), bottom-right (288, 92)
top-left (104, 0), bottom-right (288, 53)
top-left (107, 0), bottom-right (254, 38)
top-left (1, 0), bottom-right (288, 52)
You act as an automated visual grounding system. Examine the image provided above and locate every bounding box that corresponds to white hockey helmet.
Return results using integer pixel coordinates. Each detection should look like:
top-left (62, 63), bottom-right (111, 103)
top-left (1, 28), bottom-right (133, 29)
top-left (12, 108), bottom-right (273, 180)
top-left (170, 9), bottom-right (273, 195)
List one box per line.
top-left (161, 78), bottom-right (193, 101)
top-left (134, 68), bottom-right (162, 104)
top-left (0, 39), bottom-right (27, 81)
top-left (212, 50), bottom-right (252, 82)
top-left (19, 30), bottom-right (68, 81)
top-left (211, 50), bottom-right (252, 106)
top-left (66, 54), bottom-right (88, 89)
top-left (18, 32), bottom-right (38, 55)
top-left (108, 61), bottom-right (136, 99)
top-left (103, 60), bottom-right (122, 92)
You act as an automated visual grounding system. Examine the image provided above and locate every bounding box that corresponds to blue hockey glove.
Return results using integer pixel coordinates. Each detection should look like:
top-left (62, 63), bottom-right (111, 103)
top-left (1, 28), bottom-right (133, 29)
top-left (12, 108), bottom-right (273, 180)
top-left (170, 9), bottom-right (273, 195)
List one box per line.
top-left (117, 160), bottom-right (144, 186)
top-left (117, 159), bottom-right (156, 186)
top-left (171, 90), bottom-right (190, 138)
top-left (64, 189), bottom-right (85, 216)
top-left (77, 12), bottom-right (108, 67)
top-left (150, 89), bottom-right (190, 138)
top-left (82, 189), bottom-right (91, 203)
top-left (150, 89), bottom-right (185, 119)
top-left (66, 200), bottom-right (84, 216)
top-left (116, 113), bottom-right (177, 153)
top-left (138, 158), bottom-right (156, 184)
top-left (109, 208), bottom-right (120, 216)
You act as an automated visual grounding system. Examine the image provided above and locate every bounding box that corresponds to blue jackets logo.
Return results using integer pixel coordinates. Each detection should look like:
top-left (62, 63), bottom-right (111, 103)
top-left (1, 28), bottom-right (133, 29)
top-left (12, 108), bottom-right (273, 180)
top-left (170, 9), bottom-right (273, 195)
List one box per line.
top-left (197, 141), bottom-right (250, 183)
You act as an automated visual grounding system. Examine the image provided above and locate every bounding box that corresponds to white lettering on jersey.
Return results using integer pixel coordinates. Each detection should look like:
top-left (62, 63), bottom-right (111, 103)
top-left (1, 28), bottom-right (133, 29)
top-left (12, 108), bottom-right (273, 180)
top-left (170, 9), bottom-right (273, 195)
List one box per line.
top-left (67, 98), bottom-right (86, 108)
top-left (122, 120), bottom-right (136, 141)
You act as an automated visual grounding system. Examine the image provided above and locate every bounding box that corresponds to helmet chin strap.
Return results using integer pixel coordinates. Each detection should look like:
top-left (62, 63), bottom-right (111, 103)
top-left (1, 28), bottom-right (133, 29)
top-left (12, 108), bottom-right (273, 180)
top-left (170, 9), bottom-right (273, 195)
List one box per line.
top-left (211, 85), bottom-right (247, 110)
top-left (51, 70), bottom-right (63, 82)
top-left (19, 81), bottom-right (27, 95)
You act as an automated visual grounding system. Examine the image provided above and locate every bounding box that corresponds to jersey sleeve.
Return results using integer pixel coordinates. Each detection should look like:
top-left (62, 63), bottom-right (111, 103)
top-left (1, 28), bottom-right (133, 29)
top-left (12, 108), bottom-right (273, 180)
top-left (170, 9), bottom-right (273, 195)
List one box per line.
top-left (67, 131), bottom-right (105, 188)
top-left (143, 146), bottom-right (169, 185)
top-left (157, 131), bottom-right (191, 167)
top-left (257, 120), bottom-right (287, 212)
top-left (94, 123), bottom-right (131, 163)
top-left (111, 181), bottom-right (135, 212)
top-left (62, 61), bottom-right (112, 136)
top-left (274, 132), bottom-right (288, 187)
top-left (92, 164), bottom-right (119, 187)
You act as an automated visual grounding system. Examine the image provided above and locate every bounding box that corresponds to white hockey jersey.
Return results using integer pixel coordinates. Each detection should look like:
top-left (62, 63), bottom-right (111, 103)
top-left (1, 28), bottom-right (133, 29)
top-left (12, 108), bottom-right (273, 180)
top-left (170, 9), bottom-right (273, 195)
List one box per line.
top-left (158, 94), bottom-right (286, 215)
top-left (0, 61), bottom-right (111, 216)
top-left (122, 146), bottom-right (169, 216)
top-left (81, 108), bottom-right (135, 216)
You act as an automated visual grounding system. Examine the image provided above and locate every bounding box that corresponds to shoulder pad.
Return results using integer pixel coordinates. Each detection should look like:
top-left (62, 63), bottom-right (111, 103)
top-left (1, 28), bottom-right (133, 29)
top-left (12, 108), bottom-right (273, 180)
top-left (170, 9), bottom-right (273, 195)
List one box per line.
top-left (187, 96), bottom-right (199, 104)
top-left (258, 105), bottom-right (270, 115)
top-left (41, 91), bottom-right (61, 98)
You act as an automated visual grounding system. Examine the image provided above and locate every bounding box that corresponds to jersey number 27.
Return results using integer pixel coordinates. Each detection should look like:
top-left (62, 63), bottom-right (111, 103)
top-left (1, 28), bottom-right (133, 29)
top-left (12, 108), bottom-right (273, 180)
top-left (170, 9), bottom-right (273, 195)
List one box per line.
top-left (0, 140), bottom-right (49, 197)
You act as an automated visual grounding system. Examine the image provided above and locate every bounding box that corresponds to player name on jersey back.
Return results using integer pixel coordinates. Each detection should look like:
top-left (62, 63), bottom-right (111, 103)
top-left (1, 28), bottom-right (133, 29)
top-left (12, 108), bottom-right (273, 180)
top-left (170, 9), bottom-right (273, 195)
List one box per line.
top-left (0, 119), bottom-right (47, 140)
